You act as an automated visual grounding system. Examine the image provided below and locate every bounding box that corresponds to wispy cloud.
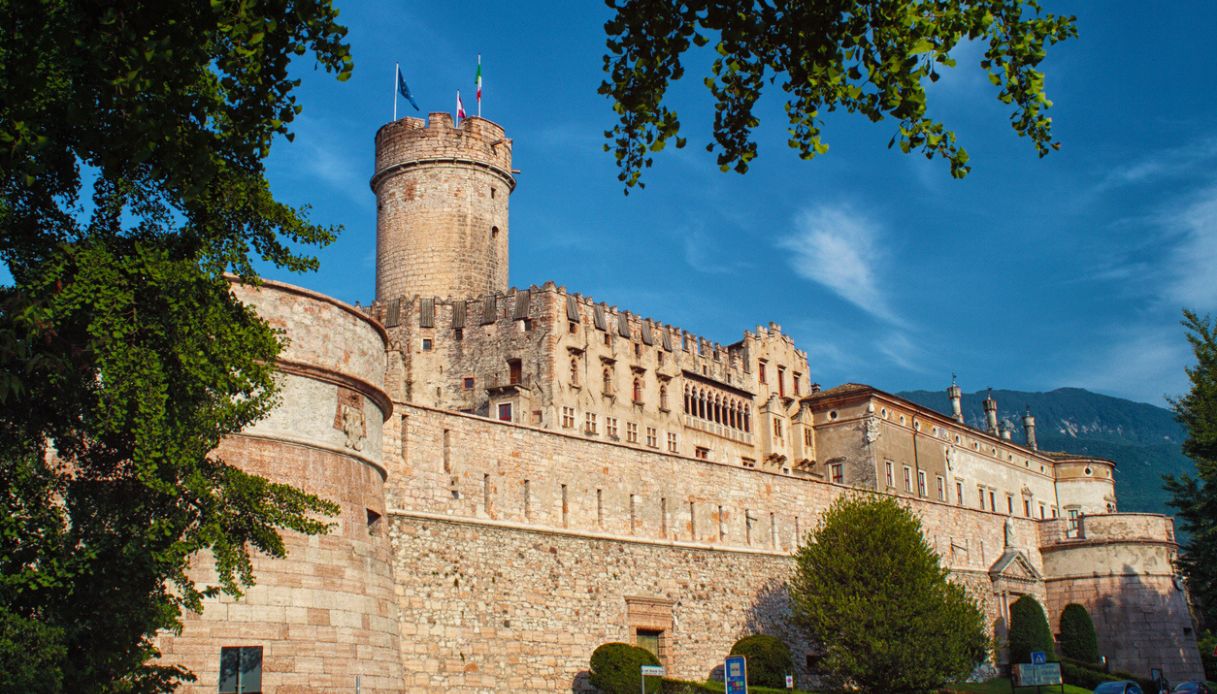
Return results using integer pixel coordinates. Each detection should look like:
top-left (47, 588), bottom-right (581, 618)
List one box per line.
top-left (682, 227), bottom-right (749, 275)
top-left (779, 204), bottom-right (904, 326)
top-left (1159, 184), bottom-right (1217, 312)
top-left (272, 116), bottom-right (367, 206)
top-left (1051, 322), bottom-right (1189, 406)
top-left (1094, 136), bottom-right (1217, 192)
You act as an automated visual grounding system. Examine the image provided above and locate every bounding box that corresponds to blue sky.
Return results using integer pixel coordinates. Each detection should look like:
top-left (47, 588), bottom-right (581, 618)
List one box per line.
top-left (260, 1), bottom-right (1217, 407)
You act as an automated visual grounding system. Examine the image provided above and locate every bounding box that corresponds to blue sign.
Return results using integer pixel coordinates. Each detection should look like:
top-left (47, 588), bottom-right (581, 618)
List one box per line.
top-left (725, 655), bottom-right (748, 694)
top-left (1031, 651), bottom-right (1047, 665)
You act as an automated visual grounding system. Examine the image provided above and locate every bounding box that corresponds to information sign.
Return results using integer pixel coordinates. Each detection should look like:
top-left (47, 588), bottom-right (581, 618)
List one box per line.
top-left (725, 655), bottom-right (748, 694)
top-left (640, 665), bottom-right (665, 677)
top-left (785, 674), bottom-right (794, 689)
top-left (1016, 663), bottom-right (1063, 687)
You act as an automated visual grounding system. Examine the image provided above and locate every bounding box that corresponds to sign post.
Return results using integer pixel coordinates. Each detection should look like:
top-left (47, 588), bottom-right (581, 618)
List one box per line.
top-left (725, 655), bottom-right (748, 694)
top-left (639, 664), bottom-right (664, 694)
top-left (785, 674), bottom-right (794, 690)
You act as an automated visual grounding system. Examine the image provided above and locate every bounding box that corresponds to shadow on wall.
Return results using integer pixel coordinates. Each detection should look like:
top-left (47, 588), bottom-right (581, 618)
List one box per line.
top-left (735, 577), bottom-right (815, 684)
top-left (570, 669), bottom-right (591, 693)
top-left (1084, 565), bottom-right (1199, 682)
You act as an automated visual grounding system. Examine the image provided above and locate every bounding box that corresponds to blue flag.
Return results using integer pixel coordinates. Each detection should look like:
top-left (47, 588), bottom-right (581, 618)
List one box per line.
top-left (397, 66), bottom-right (419, 111)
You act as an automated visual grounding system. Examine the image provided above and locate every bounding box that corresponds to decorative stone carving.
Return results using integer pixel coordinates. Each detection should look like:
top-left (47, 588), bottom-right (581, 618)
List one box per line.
top-left (863, 417), bottom-right (880, 444)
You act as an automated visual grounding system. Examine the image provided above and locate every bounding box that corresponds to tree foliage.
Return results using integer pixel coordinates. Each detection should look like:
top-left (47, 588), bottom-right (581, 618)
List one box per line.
top-left (789, 494), bottom-right (989, 693)
top-left (1058, 603), bottom-right (1100, 664)
top-left (1007, 595), bottom-right (1055, 665)
top-left (1166, 311), bottom-right (1217, 628)
top-left (600, 0), bottom-right (1076, 190)
top-left (0, 1), bottom-right (351, 690)
top-left (730, 634), bottom-right (794, 688)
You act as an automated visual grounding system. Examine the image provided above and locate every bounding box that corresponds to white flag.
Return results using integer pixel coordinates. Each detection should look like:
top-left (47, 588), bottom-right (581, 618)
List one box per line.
top-left (456, 90), bottom-right (467, 121)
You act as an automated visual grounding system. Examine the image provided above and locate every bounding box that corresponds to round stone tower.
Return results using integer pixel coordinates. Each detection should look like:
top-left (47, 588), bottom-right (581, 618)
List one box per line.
top-left (371, 113), bottom-right (514, 302)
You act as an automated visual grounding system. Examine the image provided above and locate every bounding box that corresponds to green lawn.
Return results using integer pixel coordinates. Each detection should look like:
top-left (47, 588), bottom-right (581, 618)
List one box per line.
top-left (947, 680), bottom-right (1092, 694)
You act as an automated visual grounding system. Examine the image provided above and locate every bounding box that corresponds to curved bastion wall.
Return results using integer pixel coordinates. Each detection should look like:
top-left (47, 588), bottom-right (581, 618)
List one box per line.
top-left (1039, 514), bottom-right (1200, 679)
top-left (158, 280), bottom-right (402, 693)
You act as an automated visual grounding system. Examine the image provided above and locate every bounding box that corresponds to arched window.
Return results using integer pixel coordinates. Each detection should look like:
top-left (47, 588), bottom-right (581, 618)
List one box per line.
top-left (603, 368), bottom-right (613, 396)
top-left (713, 395), bottom-right (722, 424)
top-left (698, 389), bottom-right (707, 419)
top-left (729, 401), bottom-right (737, 429)
top-left (743, 405), bottom-right (751, 433)
top-left (660, 384), bottom-right (668, 410)
top-left (633, 377), bottom-right (643, 403)
top-left (570, 357), bottom-right (579, 385)
top-left (684, 385), bottom-right (692, 414)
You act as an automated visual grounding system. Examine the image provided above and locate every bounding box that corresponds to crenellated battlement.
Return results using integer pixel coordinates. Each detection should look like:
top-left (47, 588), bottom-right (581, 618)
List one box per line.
top-left (372, 114), bottom-right (514, 192)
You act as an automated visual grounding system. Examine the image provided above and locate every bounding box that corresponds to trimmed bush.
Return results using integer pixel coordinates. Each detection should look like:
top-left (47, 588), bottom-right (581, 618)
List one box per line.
top-left (590, 642), bottom-right (661, 694)
top-left (1008, 595), bottom-right (1056, 665)
top-left (730, 634), bottom-right (794, 688)
top-left (1058, 603), bottom-right (1100, 663)
top-left (1199, 630), bottom-right (1217, 681)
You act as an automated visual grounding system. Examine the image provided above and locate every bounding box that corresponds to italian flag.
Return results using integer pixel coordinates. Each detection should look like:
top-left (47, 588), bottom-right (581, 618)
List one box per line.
top-left (475, 55), bottom-right (483, 113)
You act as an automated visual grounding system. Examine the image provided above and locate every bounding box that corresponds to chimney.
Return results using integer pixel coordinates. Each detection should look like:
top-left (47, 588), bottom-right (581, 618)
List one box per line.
top-left (1023, 406), bottom-right (1038, 451)
top-left (983, 388), bottom-right (999, 436)
top-left (1001, 421), bottom-right (1014, 441)
top-left (947, 374), bottom-right (964, 424)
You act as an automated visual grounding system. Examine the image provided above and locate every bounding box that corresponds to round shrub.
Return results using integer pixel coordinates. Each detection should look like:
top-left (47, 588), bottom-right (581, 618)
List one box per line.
top-left (730, 634), bottom-right (794, 688)
top-left (1008, 595), bottom-right (1057, 665)
top-left (1058, 603), bottom-right (1100, 663)
top-left (589, 642), bottom-right (661, 694)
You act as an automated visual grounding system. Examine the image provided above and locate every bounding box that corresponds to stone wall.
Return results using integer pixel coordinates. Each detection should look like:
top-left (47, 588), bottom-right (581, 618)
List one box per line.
top-left (373, 114), bottom-right (514, 302)
top-left (160, 280), bottom-right (402, 692)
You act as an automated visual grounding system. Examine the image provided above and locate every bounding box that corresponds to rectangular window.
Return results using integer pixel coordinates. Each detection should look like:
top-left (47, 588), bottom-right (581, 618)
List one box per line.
top-left (636, 629), bottom-right (662, 659)
top-left (793, 371), bottom-right (802, 395)
top-left (454, 327), bottom-right (463, 341)
top-left (829, 463), bottom-right (844, 484)
top-left (1006, 494), bottom-right (1014, 514)
top-left (990, 491), bottom-right (997, 512)
top-left (778, 366), bottom-right (786, 397)
top-left (634, 342), bottom-right (642, 357)
top-left (606, 417), bottom-right (619, 438)
top-left (1039, 502), bottom-right (1046, 519)
top-left (463, 376), bottom-right (475, 390)
top-left (978, 486), bottom-right (986, 510)
top-left (772, 418), bottom-right (783, 441)
top-left (646, 426), bottom-right (657, 448)
top-left (917, 470), bottom-right (928, 497)
top-left (568, 320), bottom-right (578, 334)
top-left (758, 361), bottom-right (767, 384)
top-left (936, 475), bottom-right (946, 501)
top-left (421, 338), bottom-right (433, 351)
top-left (219, 646), bottom-right (263, 694)
top-left (627, 422), bottom-right (638, 443)
top-left (497, 403), bottom-right (512, 422)
top-left (740, 456), bottom-right (755, 468)
top-left (1024, 498), bottom-right (1032, 517)
top-left (561, 406), bottom-right (575, 429)
top-left (695, 446), bottom-right (710, 460)
top-left (903, 466), bottom-right (913, 493)
top-left (667, 432), bottom-right (678, 452)
top-left (804, 428), bottom-right (813, 447)
top-left (584, 412), bottom-right (597, 434)
top-left (956, 481), bottom-right (964, 505)
top-left (885, 461), bottom-right (895, 488)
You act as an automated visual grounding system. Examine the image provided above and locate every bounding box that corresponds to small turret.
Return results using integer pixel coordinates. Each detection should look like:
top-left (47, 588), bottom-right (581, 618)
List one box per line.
top-left (983, 388), bottom-right (999, 436)
top-left (1001, 421), bottom-right (1014, 441)
top-left (947, 374), bottom-right (964, 423)
top-left (1023, 406), bottom-right (1038, 450)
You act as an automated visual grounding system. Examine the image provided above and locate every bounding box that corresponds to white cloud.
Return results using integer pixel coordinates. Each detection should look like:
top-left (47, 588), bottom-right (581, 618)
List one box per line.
top-left (1094, 137), bottom-right (1217, 192)
top-left (1160, 185), bottom-right (1217, 312)
top-left (779, 205), bottom-right (903, 326)
top-left (271, 116), bottom-right (367, 207)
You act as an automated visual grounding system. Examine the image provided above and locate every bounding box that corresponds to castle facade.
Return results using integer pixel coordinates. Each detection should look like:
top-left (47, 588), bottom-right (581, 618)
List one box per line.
top-left (157, 114), bottom-right (1204, 692)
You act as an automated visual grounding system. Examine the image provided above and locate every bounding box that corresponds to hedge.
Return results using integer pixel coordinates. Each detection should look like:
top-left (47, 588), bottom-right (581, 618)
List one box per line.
top-left (730, 635), bottom-right (794, 688)
top-left (590, 642), bottom-right (662, 694)
top-left (1058, 604), bottom-right (1100, 664)
top-left (1008, 595), bottom-right (1056, 665)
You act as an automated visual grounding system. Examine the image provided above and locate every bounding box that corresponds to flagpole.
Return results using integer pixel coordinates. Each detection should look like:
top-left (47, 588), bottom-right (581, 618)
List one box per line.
top-left (477, 54), bottom-right (482, 118)
top-left (393, 63), bottom-right (399, 121)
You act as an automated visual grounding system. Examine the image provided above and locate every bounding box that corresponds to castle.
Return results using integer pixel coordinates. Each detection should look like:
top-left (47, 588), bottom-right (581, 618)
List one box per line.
top-left (157, 114), bottom-right (1204, 692)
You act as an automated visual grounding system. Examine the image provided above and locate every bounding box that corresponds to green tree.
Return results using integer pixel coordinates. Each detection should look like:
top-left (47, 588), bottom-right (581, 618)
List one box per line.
top-left (789, 494), bottom-right (989, 693)
top-left (0, 1), bottom-right (352, 690)
top-left (1007, 595), bottom-right (1056, 665)
top-left (1058, 603), bottom-right (1100, 663)
top-left (600, 0), bottom-right (1076, 190)
top-left (1166, 311), bottom-right (1217, 628)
